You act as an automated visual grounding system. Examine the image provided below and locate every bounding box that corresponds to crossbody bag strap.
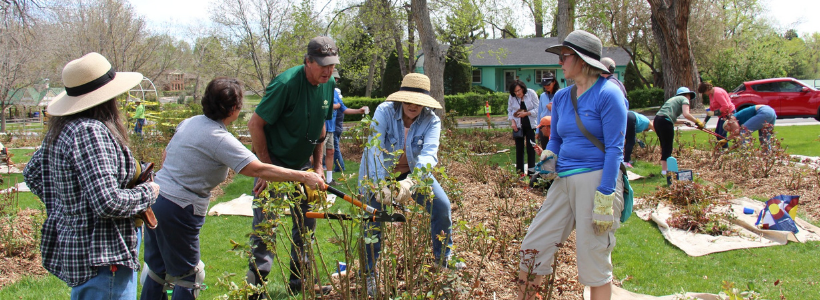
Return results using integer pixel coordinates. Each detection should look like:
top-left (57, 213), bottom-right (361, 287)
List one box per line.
top-left (570, 86), bottom-right (627, 174)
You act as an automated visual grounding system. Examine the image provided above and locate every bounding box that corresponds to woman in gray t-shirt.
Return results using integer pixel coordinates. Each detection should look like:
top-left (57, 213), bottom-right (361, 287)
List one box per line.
top-left (140, 78), bottom-right (324, 298)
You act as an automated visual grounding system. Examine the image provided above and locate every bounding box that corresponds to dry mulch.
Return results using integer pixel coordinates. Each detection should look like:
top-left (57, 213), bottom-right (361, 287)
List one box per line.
top-left (0, 208), bottom-right (47, 288)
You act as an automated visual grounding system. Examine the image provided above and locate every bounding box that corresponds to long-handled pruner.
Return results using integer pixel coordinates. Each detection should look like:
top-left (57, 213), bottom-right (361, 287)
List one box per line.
top-left (683, 122), bottom-right (726, 140)
top-left (305, 184), bottom-right (407, 223)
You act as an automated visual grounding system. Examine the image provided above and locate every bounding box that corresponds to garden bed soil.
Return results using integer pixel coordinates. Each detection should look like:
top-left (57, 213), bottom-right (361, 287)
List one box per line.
top-left (0, 208), bottom-right (47, 288)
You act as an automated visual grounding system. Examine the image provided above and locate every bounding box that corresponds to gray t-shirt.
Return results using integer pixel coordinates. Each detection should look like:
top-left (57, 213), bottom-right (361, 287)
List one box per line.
top-left (155, 115), bottom-right (256, 216)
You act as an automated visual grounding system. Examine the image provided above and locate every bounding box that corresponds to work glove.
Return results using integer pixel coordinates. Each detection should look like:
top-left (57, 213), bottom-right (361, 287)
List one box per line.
top-left (694, 119), bottom-right (705, 130)
top-left (301, 183), bottom-right (328, 205)
top-left (592, 191), bottom-right (616, 235)
top-left (537, 150), bottom-right (558, 181)
top-left (395, 178), bottom-right (415, 204)
top-left (374, 186), bottom-right (393, 205)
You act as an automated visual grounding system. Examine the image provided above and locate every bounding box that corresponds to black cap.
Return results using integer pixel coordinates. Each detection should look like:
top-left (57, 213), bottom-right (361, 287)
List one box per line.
top-left (307, 36), bottom-right (340, 66)
top-left (540, 74), bottom-right (555, 86)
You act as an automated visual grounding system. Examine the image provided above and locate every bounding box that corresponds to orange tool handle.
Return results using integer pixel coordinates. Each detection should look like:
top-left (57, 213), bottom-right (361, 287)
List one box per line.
top-left (325, 184), bottom-right (377, 214)
top-left (306, 212), bottom-right (326, 219)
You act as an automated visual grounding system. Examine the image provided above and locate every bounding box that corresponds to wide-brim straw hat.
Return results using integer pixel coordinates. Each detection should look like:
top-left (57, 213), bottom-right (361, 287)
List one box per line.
top-left (386, 73), bottom-right (442, 109)
top-left (48, 52), bottom-right (143, 116)
top-left (545, 30), bottom-right (609, 73)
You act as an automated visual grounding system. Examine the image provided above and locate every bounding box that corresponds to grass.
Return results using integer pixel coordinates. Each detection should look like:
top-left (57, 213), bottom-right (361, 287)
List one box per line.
top-left (679, 124), bottom-right (820, 156)
top-left (1, 125), bottom-right (819, 299)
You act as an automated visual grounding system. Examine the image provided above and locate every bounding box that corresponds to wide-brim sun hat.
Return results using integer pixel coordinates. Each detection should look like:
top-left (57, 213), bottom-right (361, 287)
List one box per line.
top-left (48, 52), bottom-right (143, 116)
top-left (545, 30), bottom-right (609, 73)
top-left (675, 87), bottom-right (696, 98)
top-left (386, 73), bottom-right (442, 109)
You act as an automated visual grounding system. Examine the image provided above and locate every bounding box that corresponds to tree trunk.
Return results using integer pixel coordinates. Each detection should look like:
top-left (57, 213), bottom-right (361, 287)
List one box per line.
top-left (556, 0), bottom-right (575, 40)
top-left (534, 0), bottom-right (544, 37)
top-left (412, 0), bottom-right (445, 116)
top-left (647, 0), bottom-right (701, 108)
top-left (365, 51), bottom-right (378, 98)
top-left (406, 5), bottom-right (415, 73)
top-left (381, 0), bottom-right (407, 76)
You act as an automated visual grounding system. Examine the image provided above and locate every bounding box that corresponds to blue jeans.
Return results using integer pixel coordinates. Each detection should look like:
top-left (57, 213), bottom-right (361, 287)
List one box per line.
top-left (333, 130), bottom-right (345, 172)
top-left (71, 228), bottom-right (141, 300)
top-left (135, 119), bottom-right (145, 134)
top-left (365, 176), bottom-right (452, 272)
top-left (141, 195), bottom-right (205, 300)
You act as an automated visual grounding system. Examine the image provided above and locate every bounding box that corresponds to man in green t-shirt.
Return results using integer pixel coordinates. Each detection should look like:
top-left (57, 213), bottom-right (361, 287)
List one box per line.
top-left (246, 36), bottom-right (337, 296)
top-left (133, 100), bottom-right (145, 134)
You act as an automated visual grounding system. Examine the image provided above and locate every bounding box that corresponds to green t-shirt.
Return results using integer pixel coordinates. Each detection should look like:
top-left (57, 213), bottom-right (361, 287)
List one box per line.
top-left (656, 95), bottom-right (690, 122)
top-left (134, 104), bottom-right (145, 119)
top-left (255, 65), bottom-right (334, 169)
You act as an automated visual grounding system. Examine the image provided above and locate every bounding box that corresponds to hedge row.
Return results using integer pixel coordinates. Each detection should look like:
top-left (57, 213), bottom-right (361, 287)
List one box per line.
top-left (627, 88), bottom-right (666, 108)
top-left (341, 92), bottom-right (510, 122)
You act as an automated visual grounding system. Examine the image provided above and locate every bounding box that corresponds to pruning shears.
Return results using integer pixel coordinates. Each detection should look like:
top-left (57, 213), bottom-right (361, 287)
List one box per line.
top-left (305, 184), bottom-right (407, 223)
top-left (683, 122), bottom-right (726, 140)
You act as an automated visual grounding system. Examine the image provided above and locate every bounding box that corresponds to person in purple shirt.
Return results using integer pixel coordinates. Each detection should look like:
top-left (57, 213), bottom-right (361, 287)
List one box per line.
top-left (516, 30), bottom-right (626, 300)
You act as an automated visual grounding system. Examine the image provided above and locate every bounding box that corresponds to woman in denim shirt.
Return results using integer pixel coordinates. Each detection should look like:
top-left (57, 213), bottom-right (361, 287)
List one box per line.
top-left (358, 73), bottom-right (460, 295)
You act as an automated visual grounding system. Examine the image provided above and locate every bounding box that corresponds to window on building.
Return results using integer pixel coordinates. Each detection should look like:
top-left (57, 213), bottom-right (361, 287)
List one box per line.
top-left (535, 69), bottom-right (556, 82)
top-left (472, 69), bottom-right (481, 83)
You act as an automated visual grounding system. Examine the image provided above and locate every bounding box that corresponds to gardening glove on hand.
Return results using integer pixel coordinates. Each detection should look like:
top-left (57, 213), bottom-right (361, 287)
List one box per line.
top-left (374, 186), bottom-right (393, 204)
top-left (537, 150), bottom-right (558, 180)
top-left (592, 191), bottom-right (616, 235)
top-left (302, 183), bottom-right (328, 205)
top-left (694, 119), bottom-right (705, 130)
top-left (394, 178), bottom-right (415, 204)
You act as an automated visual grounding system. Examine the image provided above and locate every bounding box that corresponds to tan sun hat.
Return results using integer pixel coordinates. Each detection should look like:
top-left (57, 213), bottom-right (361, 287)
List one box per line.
top-left (48, 52), bottom-right (143, 116)
top-left (385, 73), bottom-right (442, 109)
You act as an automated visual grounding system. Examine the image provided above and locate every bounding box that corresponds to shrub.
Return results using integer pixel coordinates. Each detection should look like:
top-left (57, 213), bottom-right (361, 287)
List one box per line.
top-left (341, 92), bottom-right (509, 122)
top-left (627, 88), bottom-right (665, 108)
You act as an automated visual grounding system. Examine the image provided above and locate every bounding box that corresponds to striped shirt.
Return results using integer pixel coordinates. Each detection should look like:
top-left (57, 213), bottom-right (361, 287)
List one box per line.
top-left (23, 118), bottom-right (155, 286)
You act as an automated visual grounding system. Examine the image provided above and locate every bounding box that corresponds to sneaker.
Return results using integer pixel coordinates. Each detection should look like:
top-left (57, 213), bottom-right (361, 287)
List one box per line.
top-left (327, 179), bottom-right (340, 186)
top-left (624, 162), bottom-right (633, 168)
top-left (366, 274), bottom-right (377, 297)
top-left (453, 261), bottom-right (467, 270)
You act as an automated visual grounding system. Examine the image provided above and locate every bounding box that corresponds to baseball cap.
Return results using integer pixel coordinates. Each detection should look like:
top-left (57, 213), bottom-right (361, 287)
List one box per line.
top-left (307, 36), bottom-right (340, 67)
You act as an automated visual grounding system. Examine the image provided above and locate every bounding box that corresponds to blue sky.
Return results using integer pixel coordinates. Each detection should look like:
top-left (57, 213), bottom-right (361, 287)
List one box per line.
top-left (129, 0), bottom-right (820, 38)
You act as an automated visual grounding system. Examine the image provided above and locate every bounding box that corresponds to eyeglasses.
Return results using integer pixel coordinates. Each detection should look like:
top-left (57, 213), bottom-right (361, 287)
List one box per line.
top-left (558, 53), bottom-right (576, 63)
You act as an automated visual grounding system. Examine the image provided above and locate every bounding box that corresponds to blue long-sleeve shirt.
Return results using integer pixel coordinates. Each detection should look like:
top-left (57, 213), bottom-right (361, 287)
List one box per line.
top-left (538, 92), bottom-right (554, 120)
top-left (546, 76), bottom-right (627, 194)
top-left (333, 88), bottom-right (348, 133)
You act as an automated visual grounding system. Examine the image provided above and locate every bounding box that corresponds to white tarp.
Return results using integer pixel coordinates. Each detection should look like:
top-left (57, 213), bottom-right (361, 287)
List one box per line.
top-left (635, 197), bottom-right (820, 257)
top-left (584, 285), bottom-right (720, 300)
top-left (207, 193), bottom-right (337, 217)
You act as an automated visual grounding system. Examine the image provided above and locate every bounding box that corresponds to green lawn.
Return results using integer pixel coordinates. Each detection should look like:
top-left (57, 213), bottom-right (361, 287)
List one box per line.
top-left (681, 124), bottom-right (820, 156)
top-left (2, 125), bottom-right (819, 299)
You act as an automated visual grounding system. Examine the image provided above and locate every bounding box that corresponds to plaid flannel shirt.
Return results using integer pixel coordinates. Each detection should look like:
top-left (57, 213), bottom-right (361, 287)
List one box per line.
top-left (23, 118), bottom-right (155, 287)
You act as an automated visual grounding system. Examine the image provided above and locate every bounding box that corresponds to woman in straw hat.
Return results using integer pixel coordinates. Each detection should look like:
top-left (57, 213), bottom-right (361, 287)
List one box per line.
top-left (140, 78), bottom-right (325, 299)
top-left (358, 73), bottom-right (462, 295)
top-left (23, 52), bottom-right (160, 299)
top-left (516, 30), bottom-right (627, 300)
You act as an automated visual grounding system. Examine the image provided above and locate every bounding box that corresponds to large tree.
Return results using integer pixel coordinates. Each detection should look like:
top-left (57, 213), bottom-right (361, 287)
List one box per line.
top-left (647, 0), bottom-right (701, 106)
top-left (0, 0), bottom-right (44, 131)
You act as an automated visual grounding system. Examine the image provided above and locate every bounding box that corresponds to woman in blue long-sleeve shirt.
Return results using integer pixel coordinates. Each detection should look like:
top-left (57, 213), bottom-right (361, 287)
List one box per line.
top-left (516, 30), bottom-right (626, 300)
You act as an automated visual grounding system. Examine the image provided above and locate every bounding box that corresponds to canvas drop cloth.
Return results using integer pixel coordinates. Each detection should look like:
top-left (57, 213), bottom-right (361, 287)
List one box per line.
top-left (635, 197), bottom-right (820, 256)
top-left (626, 170), bottom-right (643, 181)
top-left (584, 285), bottom-right (719, 300)
top-left (207, 193), bottom-right (337, 217)
top-left (0, 182), bottom-right (29, 194)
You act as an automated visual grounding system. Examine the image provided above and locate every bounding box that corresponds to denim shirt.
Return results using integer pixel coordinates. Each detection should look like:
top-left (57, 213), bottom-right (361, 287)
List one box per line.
top-left (358, 102), bottom-right (440, 186)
